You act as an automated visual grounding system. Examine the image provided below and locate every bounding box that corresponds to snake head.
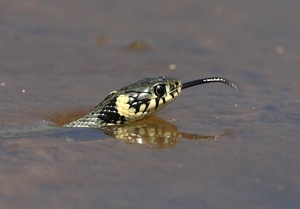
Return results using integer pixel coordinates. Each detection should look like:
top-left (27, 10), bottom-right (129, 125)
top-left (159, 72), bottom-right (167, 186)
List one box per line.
top-left (64, 75), bottom-right (237, 128)
top-left (64, 76), bottom-right (182, 128)
top-left (113, 76), bottom-right (182, 124)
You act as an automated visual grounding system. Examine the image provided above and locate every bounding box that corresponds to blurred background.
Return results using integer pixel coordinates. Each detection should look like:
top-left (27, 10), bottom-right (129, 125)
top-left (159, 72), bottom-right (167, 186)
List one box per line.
top-left (0, 0), bottom-right (299, 208)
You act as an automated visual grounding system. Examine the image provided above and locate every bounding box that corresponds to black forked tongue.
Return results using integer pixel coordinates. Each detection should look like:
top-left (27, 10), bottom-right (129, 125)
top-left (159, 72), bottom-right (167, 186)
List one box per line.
top-left (182, 77), bottom-right (238, 90)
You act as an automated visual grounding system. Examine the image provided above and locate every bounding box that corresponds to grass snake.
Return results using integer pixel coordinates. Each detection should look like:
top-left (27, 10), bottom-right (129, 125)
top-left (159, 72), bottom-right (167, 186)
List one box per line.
top-left (64, 76), bottom-right (238, 128)
top-left (0, 76), bottom-right (238, 144)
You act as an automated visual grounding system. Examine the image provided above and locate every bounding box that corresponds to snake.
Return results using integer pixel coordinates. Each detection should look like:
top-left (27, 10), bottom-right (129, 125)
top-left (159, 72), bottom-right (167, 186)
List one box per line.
top-left (64, 76), bottom-right (238, 128)
top-left (0, 76), bottom-right (237, 140)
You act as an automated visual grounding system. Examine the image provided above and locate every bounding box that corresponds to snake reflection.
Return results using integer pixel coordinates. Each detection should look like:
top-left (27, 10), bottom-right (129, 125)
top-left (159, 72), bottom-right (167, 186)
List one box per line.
top-left (101, 116), bottom-right (231, 148)
top-left (0, 115), bottom-right (231, 148)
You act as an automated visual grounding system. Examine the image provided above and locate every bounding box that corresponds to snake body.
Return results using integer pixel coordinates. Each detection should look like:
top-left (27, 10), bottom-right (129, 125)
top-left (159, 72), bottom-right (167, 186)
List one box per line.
top-left (64, 76), bottom-right (237, 128)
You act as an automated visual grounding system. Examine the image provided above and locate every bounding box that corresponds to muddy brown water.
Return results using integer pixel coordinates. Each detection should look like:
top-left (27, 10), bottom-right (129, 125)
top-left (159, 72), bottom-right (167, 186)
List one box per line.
top-left (1, 0), bottom-right (300, 208)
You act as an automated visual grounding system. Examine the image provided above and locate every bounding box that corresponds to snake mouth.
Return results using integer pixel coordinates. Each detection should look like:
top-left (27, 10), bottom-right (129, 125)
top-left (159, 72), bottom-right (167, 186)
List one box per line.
top-left (168, 87), bottom-right (181, 98)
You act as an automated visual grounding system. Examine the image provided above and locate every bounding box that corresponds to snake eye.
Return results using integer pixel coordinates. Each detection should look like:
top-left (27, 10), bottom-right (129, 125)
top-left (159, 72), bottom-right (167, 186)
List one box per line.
top-left (153, 85), bottom-right (166, 97)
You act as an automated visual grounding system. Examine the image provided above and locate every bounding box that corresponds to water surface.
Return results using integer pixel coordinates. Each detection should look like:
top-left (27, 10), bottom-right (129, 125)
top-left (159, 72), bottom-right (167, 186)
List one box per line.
top-left (0, 0), bottom-right (300, 208)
